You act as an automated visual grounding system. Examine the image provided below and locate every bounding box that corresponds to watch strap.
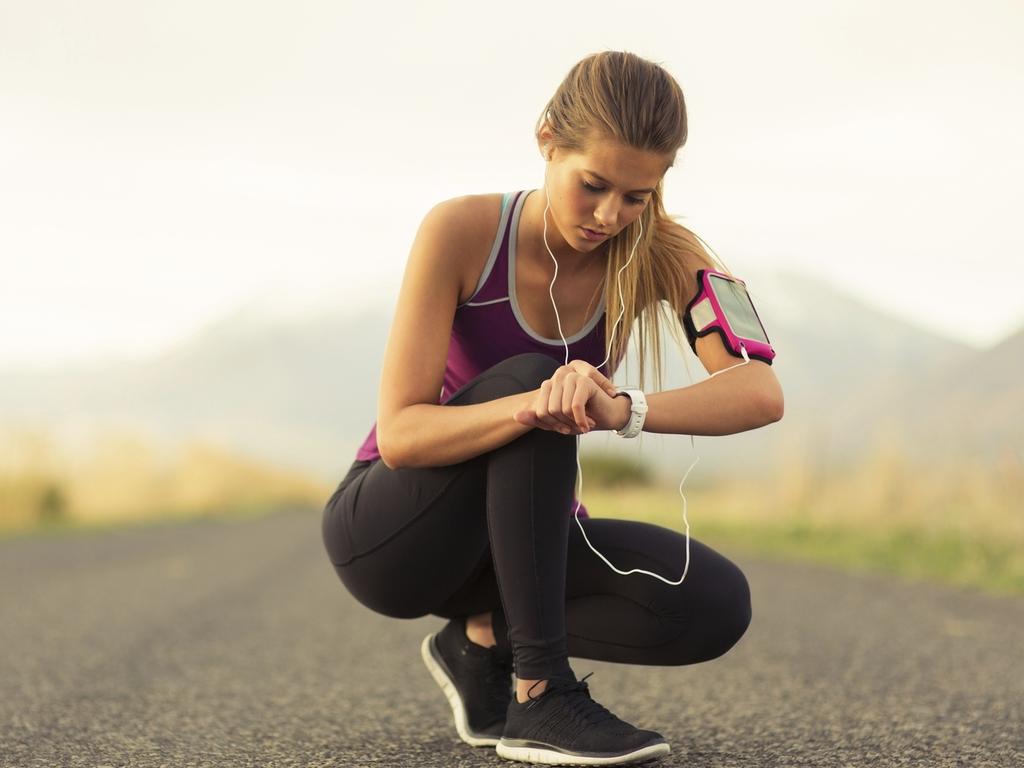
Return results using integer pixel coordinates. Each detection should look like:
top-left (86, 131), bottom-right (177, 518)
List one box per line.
top-left (614, 388), bottom-right (648, 438)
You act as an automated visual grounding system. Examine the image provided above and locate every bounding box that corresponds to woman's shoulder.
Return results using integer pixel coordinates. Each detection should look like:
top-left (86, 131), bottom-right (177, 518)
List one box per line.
top-left (420, 193), bottom-right (505, 247)
top-left (413, 193), bottom-right (509, 305)
top-left (418, 193), bottom-right (509, 303)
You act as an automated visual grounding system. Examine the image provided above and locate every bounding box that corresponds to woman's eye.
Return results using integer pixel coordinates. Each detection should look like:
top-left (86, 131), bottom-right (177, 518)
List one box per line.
top-left (583, 181), bottom-right (646, 206)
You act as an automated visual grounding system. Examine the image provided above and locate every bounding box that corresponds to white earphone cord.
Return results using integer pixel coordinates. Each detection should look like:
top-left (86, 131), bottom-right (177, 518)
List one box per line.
top-left (541, 187), bottom-right (750, 586)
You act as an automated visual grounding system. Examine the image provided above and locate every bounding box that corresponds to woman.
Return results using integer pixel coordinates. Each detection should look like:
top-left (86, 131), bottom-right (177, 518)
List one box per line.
top-left (322, 50), bottom-right (784, 766)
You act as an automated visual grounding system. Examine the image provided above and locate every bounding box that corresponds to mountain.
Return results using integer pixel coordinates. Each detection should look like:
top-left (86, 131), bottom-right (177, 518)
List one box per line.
top-left (831, 325), bottom-right (1024, 465)
top-left (0, 302), bottom-right (388, 482)
top-left (0, 272), bottom-right (1017, 485)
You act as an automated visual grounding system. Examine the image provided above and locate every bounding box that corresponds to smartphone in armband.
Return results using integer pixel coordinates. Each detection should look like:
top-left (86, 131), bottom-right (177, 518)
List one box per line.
top-left (682, 269), bottom-right (776, 364)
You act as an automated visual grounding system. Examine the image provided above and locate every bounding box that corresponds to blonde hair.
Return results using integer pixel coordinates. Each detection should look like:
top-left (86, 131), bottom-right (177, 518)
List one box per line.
top-left (536, 51), bottom-right (727, 390)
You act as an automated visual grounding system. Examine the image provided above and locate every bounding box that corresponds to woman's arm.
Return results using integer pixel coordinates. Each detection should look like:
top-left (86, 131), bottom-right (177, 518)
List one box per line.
top-left (639, 320), bottom-right (783, 435)
top-left (515, 353), bottom-right (782, 442)
top-left (642, 359), bottom-right (783, 436)
top-left (391, 352), bottom-right (781, 469)
top-left (512, 323), bottom-right (784, 442)
top-left (637, 270), bottom-right (785, 435)
top-left (383, 391), bottom-right (538, 470)
top-left (377, 195), bottom-right (547, 470)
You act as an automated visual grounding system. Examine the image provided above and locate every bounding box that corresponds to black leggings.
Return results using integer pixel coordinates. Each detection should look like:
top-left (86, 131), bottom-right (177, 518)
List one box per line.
top-left (321, 353), bottom-right (751, 681)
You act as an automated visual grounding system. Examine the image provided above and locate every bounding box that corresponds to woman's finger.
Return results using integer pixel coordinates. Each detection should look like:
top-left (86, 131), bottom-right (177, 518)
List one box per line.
top-left (562, 359), bottom-right (618, 398)
top-left (546, 378), bottom-right (576, 432)
top-left (515, 405), bottom-right (592, 434)
top-left (535, 378), bottom-right (572, 433)
top-left (559, 373), bottom-right (579, 425)
top-left (560, 375), bottom-right (592, 432)
top-left (533, 379), bottom-right (555, 429)
top-left (515, 373), bottom-right (602, 435)
top-left (571, 380), bottom-right (594, 431)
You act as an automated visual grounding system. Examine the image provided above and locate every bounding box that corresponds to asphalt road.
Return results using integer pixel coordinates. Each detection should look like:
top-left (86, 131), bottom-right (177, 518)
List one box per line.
top-left (1, 509), bottom-right (1021, 767)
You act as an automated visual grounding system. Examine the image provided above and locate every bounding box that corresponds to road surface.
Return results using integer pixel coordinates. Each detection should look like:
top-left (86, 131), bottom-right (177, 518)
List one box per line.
top-left (1, 509), bottom-right (1020, 767)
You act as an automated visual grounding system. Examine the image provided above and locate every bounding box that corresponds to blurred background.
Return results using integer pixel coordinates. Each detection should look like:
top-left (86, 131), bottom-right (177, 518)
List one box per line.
top-left (1, 1), bottom-right (1021, 593)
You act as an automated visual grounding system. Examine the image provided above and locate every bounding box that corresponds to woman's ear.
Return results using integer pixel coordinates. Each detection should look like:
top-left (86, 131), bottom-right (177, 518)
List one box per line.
top-left (536, 126), bottom-right (555, 160)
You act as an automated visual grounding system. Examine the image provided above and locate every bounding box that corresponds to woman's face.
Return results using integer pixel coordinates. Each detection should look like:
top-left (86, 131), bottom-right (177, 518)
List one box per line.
top-left (541, 134), bottom-right (673, 254)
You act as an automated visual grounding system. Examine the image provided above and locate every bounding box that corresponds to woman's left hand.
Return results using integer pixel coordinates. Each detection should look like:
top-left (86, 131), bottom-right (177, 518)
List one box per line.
top-left (513, 360), bottom-right (624, 435)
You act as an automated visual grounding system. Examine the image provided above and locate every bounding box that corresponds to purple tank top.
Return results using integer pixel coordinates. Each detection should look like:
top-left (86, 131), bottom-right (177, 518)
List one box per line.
top-left (356, 189), bottom-right (622, 516)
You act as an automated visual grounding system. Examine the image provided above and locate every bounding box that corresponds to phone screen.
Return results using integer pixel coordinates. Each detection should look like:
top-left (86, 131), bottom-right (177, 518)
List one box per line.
top-left (708, 275), bottom-right (770, 343)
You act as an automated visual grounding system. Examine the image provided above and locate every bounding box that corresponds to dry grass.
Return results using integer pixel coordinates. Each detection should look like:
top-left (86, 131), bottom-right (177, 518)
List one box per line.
top-left (580, 444), bottom-right (1024, 594)
top-left (0, 428), bottom-right (332, 535)
top-left (2, 427), bottom-right (1021, 593)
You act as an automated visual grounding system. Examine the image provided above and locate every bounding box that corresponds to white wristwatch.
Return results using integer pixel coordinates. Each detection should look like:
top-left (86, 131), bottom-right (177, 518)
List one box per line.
top-left (613, 388), bottom-right (648, 438)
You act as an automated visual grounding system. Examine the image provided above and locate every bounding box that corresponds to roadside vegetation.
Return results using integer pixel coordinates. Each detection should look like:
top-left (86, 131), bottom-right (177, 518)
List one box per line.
top-left (0, 430), bottom-right (330, 537)
top-left (582, 448), bottom-right (1024, 596)
top-left (2, 431), bottom-right (1020, 595)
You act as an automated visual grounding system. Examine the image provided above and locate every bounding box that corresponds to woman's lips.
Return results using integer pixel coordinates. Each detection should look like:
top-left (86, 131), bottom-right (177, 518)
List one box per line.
top-left (580, 227), bottom-right (609, 241)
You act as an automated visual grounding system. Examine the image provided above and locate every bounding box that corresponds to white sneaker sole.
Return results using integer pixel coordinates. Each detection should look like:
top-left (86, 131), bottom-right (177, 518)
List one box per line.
top-left (420, 633), bottom-right (500, 748)
top-left (496, 739), bottom-right (671, 766)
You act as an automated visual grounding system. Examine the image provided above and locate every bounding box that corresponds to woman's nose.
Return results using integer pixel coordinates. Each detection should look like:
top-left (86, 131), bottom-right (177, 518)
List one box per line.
top-left (594, 201), bottom-right (620, 229)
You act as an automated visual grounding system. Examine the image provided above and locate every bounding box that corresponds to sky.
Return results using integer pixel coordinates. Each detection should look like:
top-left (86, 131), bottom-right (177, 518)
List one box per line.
top-left (1, 0), bottom-right (1022, 368)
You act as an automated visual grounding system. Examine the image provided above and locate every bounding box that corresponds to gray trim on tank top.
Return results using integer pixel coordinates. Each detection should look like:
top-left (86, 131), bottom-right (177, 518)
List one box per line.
top-left (508, 189), bottom-right (607, 346)
top-left (460, 192), bottom-right (515, 309)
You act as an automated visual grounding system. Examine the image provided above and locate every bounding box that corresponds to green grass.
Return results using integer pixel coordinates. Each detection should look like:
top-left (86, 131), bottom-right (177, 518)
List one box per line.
top-left (585, 485), bottom-right (1024, 597)
top-left (692, 518), bottom-right (1024, 595)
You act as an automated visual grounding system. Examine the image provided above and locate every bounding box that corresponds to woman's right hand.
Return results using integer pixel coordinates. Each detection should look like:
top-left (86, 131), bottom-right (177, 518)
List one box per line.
top-left (513, 360), bottom-right (629, 435)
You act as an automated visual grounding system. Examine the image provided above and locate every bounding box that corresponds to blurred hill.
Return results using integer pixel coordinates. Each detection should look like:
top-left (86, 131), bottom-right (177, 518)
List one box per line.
top-left (0, 271), bottom-right (1019, 486)
top-left (832, 324), bottom-right (1024, 465)
top-left (0, 300), bottom-right (380, 483)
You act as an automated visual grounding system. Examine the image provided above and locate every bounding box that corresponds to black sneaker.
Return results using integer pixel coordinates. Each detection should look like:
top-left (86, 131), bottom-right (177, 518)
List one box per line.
top-left (496, 673), bottom-right (670, 766)
top-left (421, 618), bottom-right (514, 747)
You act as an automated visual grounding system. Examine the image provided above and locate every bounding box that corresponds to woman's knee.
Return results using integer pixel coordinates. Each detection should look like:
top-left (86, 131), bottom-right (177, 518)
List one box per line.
top-left (696, 560), bottom-right (751, 662)
top-left (661, 559), bottom-right (753, 665)
top-left (491, 352), bottom-right (562, 392)
top-left (447, 353), bottom-right (563, 408)
top-left (706, 563), bottom-right (752, 659)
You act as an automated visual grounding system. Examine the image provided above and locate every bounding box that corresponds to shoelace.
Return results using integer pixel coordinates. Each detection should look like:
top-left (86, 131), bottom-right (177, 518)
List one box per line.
top-left (526, 673), bottom-right (618, 726)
